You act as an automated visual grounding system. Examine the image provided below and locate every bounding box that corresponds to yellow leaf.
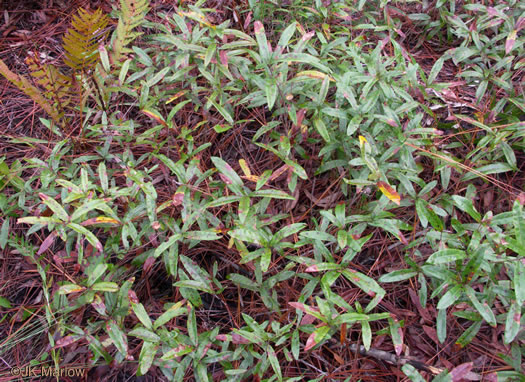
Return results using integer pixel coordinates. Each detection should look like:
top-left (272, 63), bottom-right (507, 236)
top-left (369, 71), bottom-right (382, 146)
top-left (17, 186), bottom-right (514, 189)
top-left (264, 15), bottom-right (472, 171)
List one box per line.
top-left (166, 90), bottom-right (188, 105)
top-left (239, 159), bottom-right (259, 182)
top-left (295, 70), bottom-right (335, 82)
top-left (377, 181), bottom-right (401, 205)
top-left (358, 135), bottom-right (367, 145)
top-left (142, 109), bottom-right (167, 127)
top-left (239, 159), bottom-right (251, 177)
top-left (95, 216), bottom-right (120, 224)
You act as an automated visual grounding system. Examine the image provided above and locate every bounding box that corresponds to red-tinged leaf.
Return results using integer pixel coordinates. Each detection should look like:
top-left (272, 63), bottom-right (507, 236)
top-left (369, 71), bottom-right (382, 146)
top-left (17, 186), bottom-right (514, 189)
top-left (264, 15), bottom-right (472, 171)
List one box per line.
top-left (300, 314), bottom-right (317, 325)
top-left (202, 343), bottom-right (212, 359)
top-left (389, 316), bottom-right (404, 356)
top-left (142, 109), bottom-right (167, 127)
top-left (215, 334), bottom-right (229, 341)
top-left (386, 119), bottom-right (397, 127)
top-left (394, 327), bottom-right (404, 356)
top-left (254, 20), bottom-right (263, 34)
top-left (304, 332), bottom-right (317, 351)
top-left (143, 256), bottom-right (155, 275)
top-left (305, 325), bottom-right (330, 351)
top-left (302, 31), bottom-right (315, 42)
top-left (243, 12), bottom-right (252, 30)
top-left (219, 50), bottom-right (228, 67)
top-left (408, 289), bottom-right (432, 322)
top-left (518, 192), bottom-right (525, 205)
top-left (172, 191), bottom-right (184, 206)
top-left (422, 325), bottom-right (439, 344)
top-left (469, 19), bottom-right (477, 32)
top-left (487, 7), bottom-right (499, 17)
top-left (377, 181), bottom-right (401, 205)
top-left (231, 333), bottom-right (251, 344)
top-left (38, 231), bottom-right (57, 255)
top-left (269, 164), bottom-right (288, 181)
top-left (516, 17), bottom-right (525, 32)
top-left (506, 30), bottom-right (517, 54)
top-left (128, 289), bottom-right (139, 304)
top-left (450, 362), bottom-right (473, 382)
top-left (379, 36), bottom-right (389, 50)
top-left (296, 108), bottom-right (307, 128)
top-left (289, 302), bottom-right (320, 314)
top-left (53, 335), bottom-right (81, 349)
top-left (56, 250), bottom-right (73, 261)
top-left (219, 173), bottom-right (232, 184)
top-left (289, 301), bottom-right (307, 312)
top-left (305, 264), bottom-right (319, 272)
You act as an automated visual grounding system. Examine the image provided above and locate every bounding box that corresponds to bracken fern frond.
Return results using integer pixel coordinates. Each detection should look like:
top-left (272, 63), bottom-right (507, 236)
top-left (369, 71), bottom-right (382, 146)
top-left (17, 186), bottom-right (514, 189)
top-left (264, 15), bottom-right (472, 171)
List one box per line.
top-left (0, 59), bottom-right (62, 124)
top-left (25, 54), bottom-right (73, 124)
top-left (62, 8), bottom-right (109, 72)
top-left (112, 0), bottom-right (150, 64)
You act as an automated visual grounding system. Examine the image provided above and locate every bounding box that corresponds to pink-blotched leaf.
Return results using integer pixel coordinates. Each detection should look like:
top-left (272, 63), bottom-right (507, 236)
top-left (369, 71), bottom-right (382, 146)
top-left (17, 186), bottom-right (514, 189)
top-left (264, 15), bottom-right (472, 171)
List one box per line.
top-left (211, 157), bottom-right (243, 187)
top-left (300, 314), bottom-right (317, 325)
top-left (219, 50), bottom-right (228, 67)
top-left (506, 30), bottom-right (517, 54)
top-left (143, 256), bottom-right (155, 275)
top-left (254, 20), bottom-right (263, 34)
top-left (389, 316), bottom-right (404, 356)
top-left (302, 31), bottom-right (315, 42)
top-left (38, 231), bottom-right (57, 255)
top-left (305, 325), bottom-right (330, 351)
top-left (128, 289), bottom-right (140, 304)
top-left (243, 12), bottom-right (252, 30)
top-left (231, 333), bottom-right (251, 344)
top-left (215, 334), bottom-right (229, 341)
top-left (172, 191), bottom-right (184, 206)
top-left (53, 335), bottom-right (82, 349)
top-left (219, 173), bottom-right (232, 184)
top-left (289, 302), bottom-right (320, 315)
top-left (305, 264), bottom-right (319, 272)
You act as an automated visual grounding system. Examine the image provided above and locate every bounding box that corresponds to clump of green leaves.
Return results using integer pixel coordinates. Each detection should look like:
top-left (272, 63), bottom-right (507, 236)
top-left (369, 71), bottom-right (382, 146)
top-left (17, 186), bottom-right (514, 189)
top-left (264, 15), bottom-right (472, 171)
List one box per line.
top-left (1, 0), bottom-right (523, 381)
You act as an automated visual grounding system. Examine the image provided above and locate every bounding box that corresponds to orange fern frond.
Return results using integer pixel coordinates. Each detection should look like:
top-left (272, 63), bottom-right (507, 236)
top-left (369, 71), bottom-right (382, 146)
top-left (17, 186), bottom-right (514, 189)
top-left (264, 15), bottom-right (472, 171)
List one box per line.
top-left (62, 8), bottom-right (110, 72)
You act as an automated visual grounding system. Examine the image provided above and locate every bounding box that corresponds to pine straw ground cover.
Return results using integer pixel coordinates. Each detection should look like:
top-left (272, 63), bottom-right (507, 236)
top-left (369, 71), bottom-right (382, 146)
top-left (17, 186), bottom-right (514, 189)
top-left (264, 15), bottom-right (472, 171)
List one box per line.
top-left (0, 0), bottom-right (524, 381)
